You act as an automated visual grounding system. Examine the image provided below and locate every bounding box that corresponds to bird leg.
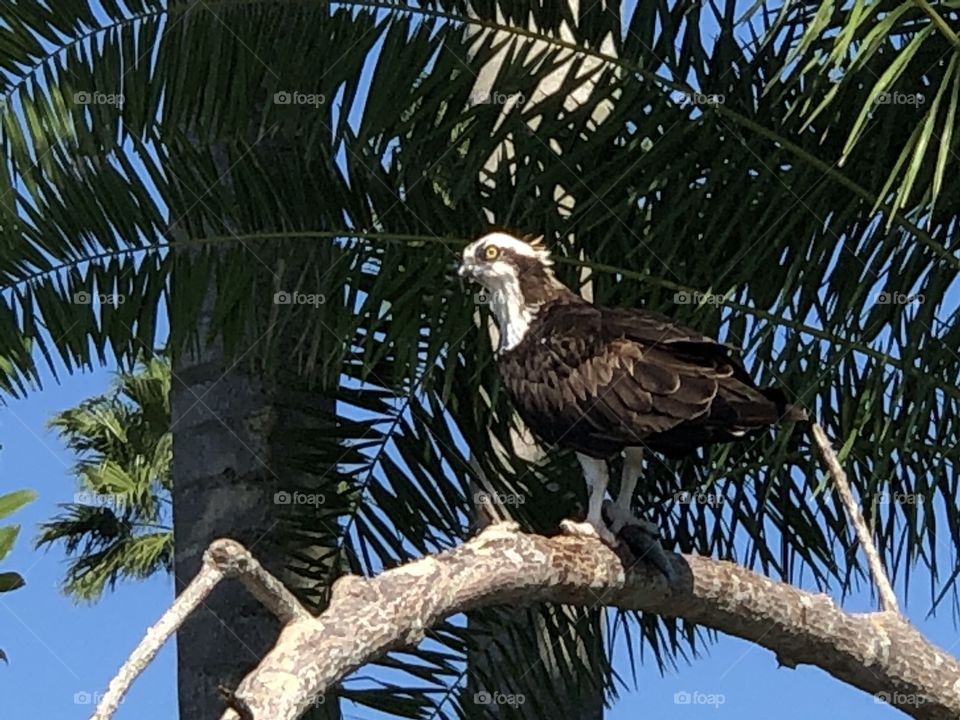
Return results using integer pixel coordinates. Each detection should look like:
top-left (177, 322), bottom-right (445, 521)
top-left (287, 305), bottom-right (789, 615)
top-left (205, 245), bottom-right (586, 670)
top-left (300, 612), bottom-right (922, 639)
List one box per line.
top-left (602, 448), bottom-right (674, 581)
top-left (604, 447), bottom-right (658, 536)
top-left (560, 453), bottom-right (618, 546)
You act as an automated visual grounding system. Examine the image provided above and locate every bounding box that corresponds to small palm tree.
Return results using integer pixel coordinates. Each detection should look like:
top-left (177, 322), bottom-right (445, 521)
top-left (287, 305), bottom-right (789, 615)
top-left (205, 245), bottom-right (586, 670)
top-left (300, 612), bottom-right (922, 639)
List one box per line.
top-left (37, 357), bottom-right (172, 602)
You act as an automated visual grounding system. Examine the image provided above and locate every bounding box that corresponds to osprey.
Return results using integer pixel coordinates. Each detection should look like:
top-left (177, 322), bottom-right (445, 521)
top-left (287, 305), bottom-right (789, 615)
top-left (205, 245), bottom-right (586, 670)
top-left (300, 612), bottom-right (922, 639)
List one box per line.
top-left (459, 231), bottom-right (806, 570)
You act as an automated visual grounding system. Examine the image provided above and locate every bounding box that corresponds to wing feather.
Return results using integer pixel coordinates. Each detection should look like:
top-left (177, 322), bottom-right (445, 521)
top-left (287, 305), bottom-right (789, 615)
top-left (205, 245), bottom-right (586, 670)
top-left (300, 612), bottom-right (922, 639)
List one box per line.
top-left (497, 299), bottom-right (792, 457)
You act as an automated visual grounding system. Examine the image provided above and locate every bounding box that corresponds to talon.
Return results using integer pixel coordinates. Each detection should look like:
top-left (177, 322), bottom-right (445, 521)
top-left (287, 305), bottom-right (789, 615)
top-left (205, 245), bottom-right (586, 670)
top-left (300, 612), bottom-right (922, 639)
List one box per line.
top-left (617, 522), bottom-right (674, 583)
top-left (480, 520), bottom-right (521, 540)
top-left (560, 518), bottom-right (619, 547)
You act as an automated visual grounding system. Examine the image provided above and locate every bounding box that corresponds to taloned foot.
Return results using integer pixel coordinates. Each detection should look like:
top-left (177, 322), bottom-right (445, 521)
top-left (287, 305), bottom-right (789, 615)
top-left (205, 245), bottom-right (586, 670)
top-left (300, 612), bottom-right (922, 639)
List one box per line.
top-left (559, 518), bottom-right (619, 547)
top-left (602, 501), bottom-right (674, 583)
top-left (603, 500), bottom-right (660, 537)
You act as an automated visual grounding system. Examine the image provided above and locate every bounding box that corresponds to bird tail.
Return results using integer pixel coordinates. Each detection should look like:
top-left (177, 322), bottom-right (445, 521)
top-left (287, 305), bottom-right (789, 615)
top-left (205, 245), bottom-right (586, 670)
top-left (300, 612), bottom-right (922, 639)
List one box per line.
top-left (760, 387), bottom-right (809, 423)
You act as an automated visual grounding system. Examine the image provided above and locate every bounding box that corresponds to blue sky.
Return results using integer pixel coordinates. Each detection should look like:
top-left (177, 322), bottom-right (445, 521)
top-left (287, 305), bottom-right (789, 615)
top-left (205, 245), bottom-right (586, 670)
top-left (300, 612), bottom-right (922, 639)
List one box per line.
top-left (1, 364), bottom-right (176, 720)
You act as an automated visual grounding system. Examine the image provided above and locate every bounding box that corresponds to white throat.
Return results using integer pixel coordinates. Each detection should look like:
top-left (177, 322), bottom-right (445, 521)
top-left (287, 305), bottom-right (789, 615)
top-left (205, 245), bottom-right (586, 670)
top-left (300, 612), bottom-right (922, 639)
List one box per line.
top-left (488, 276), bottom-right (536, 353)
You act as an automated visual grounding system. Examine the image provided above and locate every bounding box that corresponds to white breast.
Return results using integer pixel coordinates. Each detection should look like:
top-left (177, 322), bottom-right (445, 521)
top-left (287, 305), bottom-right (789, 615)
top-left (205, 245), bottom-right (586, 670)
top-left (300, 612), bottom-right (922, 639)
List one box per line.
top-left (489, 276), bottom-right (535, 352)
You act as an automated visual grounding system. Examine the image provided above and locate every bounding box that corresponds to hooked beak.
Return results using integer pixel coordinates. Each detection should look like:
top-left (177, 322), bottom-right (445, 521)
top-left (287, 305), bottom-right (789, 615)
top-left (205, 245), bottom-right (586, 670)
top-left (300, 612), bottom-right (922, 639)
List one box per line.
top-left (458, 259), bottom-right (476, 280)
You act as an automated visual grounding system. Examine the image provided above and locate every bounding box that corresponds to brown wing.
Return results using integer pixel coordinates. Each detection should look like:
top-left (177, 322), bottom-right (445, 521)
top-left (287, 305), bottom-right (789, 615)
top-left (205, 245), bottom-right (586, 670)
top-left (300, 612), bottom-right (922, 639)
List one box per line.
top-left (498, 300), bottom-right (798, 458)
top-left (599, 306), bottom-right (757, 385)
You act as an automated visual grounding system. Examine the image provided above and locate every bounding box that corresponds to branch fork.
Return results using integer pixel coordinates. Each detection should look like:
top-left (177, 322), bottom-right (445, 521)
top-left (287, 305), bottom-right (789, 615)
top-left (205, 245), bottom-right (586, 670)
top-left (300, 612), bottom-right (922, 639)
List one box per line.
top-left (92, 424), bottom-right (957, 720)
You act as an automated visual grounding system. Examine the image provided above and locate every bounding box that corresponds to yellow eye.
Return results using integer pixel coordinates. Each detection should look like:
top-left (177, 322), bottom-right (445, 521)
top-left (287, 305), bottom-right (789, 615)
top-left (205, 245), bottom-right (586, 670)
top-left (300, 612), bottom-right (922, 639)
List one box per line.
top-left (484, 245), bottom-right (499, 261)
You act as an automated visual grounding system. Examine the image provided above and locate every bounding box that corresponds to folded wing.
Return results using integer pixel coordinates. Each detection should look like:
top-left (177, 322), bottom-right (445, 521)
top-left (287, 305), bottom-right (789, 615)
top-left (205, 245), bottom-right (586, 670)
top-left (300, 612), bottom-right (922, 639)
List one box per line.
top-left (498, 301), bottom-right (804, 458)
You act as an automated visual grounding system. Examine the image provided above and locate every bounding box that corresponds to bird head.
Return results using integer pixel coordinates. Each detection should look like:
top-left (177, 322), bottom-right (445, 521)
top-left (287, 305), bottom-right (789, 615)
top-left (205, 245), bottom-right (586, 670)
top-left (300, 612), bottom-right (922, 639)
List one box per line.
top-left (459, 231), bottom-right (575, 352)
top-left (458, 232), bottom-right (563, 303)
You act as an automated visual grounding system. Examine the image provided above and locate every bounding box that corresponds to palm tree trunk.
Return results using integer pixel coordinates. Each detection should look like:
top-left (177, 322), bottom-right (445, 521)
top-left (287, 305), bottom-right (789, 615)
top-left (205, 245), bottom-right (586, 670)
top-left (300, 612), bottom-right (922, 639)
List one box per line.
top-left (170, 318), bottom-right (282, 716)
top-left (171, 239), bottom-right (344, 719)
top-left (169, 105), bottom-right (343, 720)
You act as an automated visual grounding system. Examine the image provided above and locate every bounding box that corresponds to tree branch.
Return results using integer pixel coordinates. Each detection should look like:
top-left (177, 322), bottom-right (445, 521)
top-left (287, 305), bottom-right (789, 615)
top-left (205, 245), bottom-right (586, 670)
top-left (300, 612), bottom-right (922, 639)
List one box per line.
top-left (91, 539), bottom-right (309, 720)
top-left (191, 522), bottom-right (957, 720)
top-left (811, 422), bottom-right (900, 614)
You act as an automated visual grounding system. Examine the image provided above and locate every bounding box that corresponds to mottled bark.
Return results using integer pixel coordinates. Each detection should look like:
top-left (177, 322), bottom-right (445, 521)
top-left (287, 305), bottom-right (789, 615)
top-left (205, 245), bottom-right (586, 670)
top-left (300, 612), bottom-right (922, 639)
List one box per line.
top-left (171, 297), bottom-right (285, 717)
top-left (197, 523), bottom-right (959, 720)
top-left (92, 539), bottom-right (310, 720)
